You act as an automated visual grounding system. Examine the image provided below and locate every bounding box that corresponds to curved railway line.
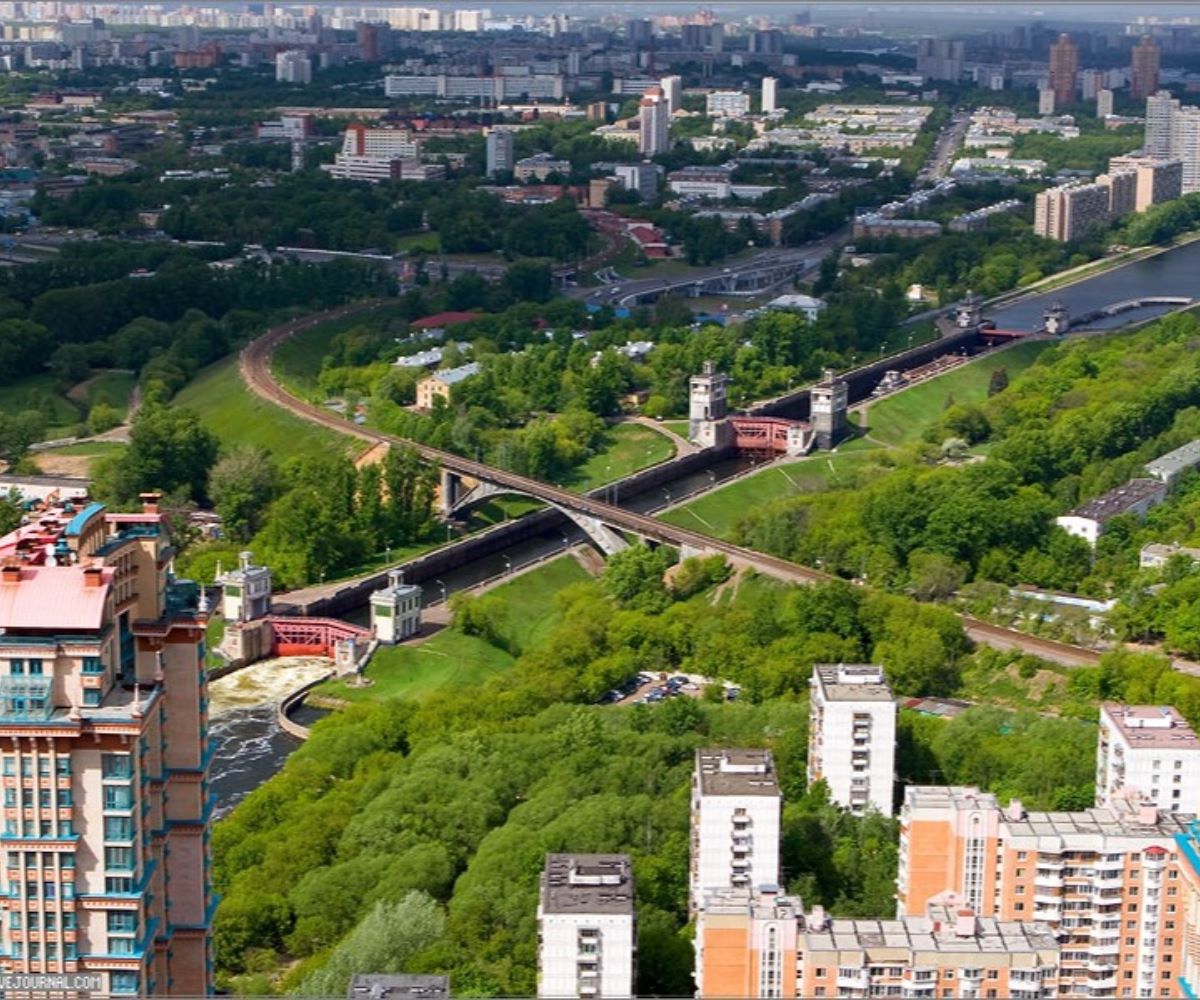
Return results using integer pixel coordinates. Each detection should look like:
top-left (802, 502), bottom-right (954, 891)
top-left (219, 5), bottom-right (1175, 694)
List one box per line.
top-left (242, 301), bottom-right (1117, 669)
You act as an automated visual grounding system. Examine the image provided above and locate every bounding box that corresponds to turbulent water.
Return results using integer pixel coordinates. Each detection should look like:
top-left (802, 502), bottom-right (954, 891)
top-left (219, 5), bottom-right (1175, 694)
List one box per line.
top-left (208, 657), bottom-right (334, 818)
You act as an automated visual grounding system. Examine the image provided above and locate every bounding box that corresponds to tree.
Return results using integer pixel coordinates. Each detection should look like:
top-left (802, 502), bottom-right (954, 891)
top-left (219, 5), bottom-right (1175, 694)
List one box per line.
top-left (101, 403), bottom-right (218, 504)
top-left (209, 447), bottom-right (279, 543)
top-left (987, 366), bottom-right (1009, 397)
top-left (295, 893), bottom-right (445, 997)
top-left (602, 544), bottom-right (675, 612)
top-left (87, 402), bottom-right (121, 435)
top-left (503, 260), bottom-right (553, 303)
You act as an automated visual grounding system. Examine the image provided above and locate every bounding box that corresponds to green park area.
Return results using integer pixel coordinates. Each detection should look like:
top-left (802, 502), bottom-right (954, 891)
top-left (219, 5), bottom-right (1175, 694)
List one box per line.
top-left (315, 554), bottom-right (590, 703)
top-left (272, 303), bottom-right (409, 398)
top-left (659, 449), bottom-right (889, 539)
top-left (863, 340), bottom-right (1053, 447)
top-left (175, 356), bottom-right (351, 461)
top-left (563, 422), bottom-right (675, 492)
top-left (0, 369), bottom-right (137, 438)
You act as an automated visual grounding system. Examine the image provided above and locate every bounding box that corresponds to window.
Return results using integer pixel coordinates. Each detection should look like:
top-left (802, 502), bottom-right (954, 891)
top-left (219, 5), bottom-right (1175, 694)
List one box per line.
top-left (103, 786), bottom-right (132, 810)
top-left (82, 657), bottom-right (102, 675)
top-left (28, 942), bottom-right (38, 961)
top-left (2, 758), bottom-right (12, 776)
top-left (7, 913), bottom-right (19, 930)
top-left (1015, 902), bottom-right (1025, 912)
top-left (104, 817), bottom-right (133, 841)
top-left (64, 942), bottom-right (76, 961)
top-left (107, 911), bottom-right (137, 933)
top-left (45, 942), bottom-right (56, 962)
top-left (4, 789), bottom-right (15, 807)
top-left (102, 755), bottom-right (132, 780)
top-left (58, 821), bottom-right (73, 838)
top-left (83, 689), bottom-right (101, 707)
top-left (110, 972), bottom-right (138, 994)
top-left (38, 789), bottom-right (49, 808)
top-left (9, 660), bottom-right (23, 675)
top-left (44, 913), bottom-right (55, 933)
top-left (63, 912), bottom-right (75, 931)
top-left (26, 913), bottom-right (38, 931)
top-left (104, 847), bottom-right (134, 871)
top-left (108, 937), bottom-right (135, 956)
top-left (42, 882), bottom-right (55, 900)
top-left (55, 758), bottom-right (69, 776)
top-left (104, 876), bottom-right (133, 894)
top-left (27, 660), bottom-right (41, 676)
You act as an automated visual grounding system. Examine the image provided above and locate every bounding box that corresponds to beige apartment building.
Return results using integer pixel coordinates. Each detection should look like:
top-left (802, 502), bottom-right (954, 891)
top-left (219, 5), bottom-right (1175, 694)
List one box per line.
top-left (0, 493), bottom-right (212, 996)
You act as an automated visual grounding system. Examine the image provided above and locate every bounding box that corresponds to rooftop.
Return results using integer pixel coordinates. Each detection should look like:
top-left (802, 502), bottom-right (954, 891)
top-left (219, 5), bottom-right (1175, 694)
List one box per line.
top-left (1001, 795), bottom-right (1193, 842)
top-left (1069, 478), bottom-right (1167, 522)
top-left (423, 362), bottom-right (481, 387)
top-left (812, 663), bottom-right (894, 702)
top-left (0, 564), bottom-right (113, 631)
top-left (903, 785), bottom-right (1000, 814)
top-left (540, 853), bottom-right (634, 916)
top-left (694, 748), bottom-right (780, 797)
top-left (1147, 439), bottom-right (1200, 479)
top-left (1101, 702), bottom-right (1200, 751)
top-left (346, 975), bottom-right (449, 1000)
top-left (804, 914), bottom-right (1059, 957)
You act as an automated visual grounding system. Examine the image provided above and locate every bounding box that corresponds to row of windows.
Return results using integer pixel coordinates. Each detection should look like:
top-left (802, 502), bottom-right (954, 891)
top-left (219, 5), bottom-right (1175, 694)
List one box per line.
top-left (10, 941), bottom-right (76, 960)
top-left (1, 759), bottom-right (71, 777)
top-left (6, 661), bottom-right (44, 676)
top-left (5, 852), bottom-right (74, 870)
top-left (3, 789), bottom-right (72, 807)
top-left (3, 821), bottom-right (74, 838)
top-left (8, 911), bottom-right (76, 930)
top-left (18, 882), bottom-right (73, 900)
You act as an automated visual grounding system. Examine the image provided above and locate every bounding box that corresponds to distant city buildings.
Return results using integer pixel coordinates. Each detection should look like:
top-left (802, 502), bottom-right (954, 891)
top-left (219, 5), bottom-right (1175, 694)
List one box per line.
top-left (807, 664), bottom-right (896, 816)
top-left (537, 854), bottom-right (635, 1000)
top-left (612, 162), bottom-right (660, 201)
top-left (705, 90), bottom-right (750, 118)
top-left (659, 74), bottom-right (682, 116)
top-left (915, 37), bottom-right (964, 82)
top-left (485, 128), bottom-right (514, 177)
top-left (637, 87), bottom-right (669, 157)
top-left (1048, 33), bottom-right (1079, 106)
top-left (513, 152), bottom-right (570, 181)
top-left (1131, 35), bottom-right (1162, 102)
top-left (275, 48), bottom-right (311, 84)
top-left (324, 124), bottom-right (446, 183)
top-left (761, 76), bottom-right (778, 114)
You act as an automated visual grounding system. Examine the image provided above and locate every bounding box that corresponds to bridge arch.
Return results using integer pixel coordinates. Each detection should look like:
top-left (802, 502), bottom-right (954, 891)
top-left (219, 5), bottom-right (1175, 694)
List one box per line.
top-left (443, 475), bottom-right (630, 556)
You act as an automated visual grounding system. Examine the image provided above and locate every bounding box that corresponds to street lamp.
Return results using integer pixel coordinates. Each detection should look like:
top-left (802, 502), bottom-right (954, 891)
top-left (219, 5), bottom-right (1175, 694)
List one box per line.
top-left (435, 579), bottom-right (447, 604)
top-left (502, 555), bottom-right (512, 575)
top-left (663, 488), bottom-right (672, 506)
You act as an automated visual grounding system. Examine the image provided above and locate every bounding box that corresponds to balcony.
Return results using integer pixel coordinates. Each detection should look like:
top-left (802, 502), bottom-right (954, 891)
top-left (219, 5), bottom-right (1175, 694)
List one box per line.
top-left (837, 970), bottom-right (869, 990)
top-left (1035, 872), bottom-right (1064, 888)
top-left (1034, 890), bottom-right (1064, 906)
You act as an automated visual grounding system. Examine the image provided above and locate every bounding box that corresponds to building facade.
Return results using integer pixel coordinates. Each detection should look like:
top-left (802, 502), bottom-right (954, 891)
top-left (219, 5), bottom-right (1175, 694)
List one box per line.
top-left (1049, 33), bottom-right (1079, 107)
top-left (689, 749), bottom-right (780, 915)
top-left (761, 77), bottom-right (778, 115)
top-left (705, 91), bottom-right (750, 118)
top-left (537, 854), bottom-right (635, 1000)
top-left (1108, 156), bottom-right (1184, 211)
top-left (1034, 182), bottom-right (1112, 242)
top-left (637, 89), bottom-right (669, 157)
top-left (486, 129), bottom-right (515, 177)
top-left (898, 786), bottom-right (1188, 999)
top-left (1097, 704), bottom-right (1200, 814)
top-left (807, 664), bottom-right (896, 816)
top-left (1131, 36), bottom-right (1162, 102)
top-left (275, 49), bottom-right (311, 84)
top-left (0, 494), bottom-right (212, 996)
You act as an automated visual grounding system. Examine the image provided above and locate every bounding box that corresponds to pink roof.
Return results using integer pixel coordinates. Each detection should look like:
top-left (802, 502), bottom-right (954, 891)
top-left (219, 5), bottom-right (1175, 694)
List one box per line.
top-left (411, 311), bottom-right (480, 330)
top-left (0, 566), bottom-right (112, 631)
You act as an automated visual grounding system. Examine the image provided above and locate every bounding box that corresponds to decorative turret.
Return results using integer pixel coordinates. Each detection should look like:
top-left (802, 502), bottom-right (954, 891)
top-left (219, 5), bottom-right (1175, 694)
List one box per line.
top-left (688, 361), bottom-right (733, 450)
top-left (370, 569), bottom-right (423, 644)
top-left (219, 550), bottom-right (272, 623)
top-left (810, 368), bottom-right (849, 450)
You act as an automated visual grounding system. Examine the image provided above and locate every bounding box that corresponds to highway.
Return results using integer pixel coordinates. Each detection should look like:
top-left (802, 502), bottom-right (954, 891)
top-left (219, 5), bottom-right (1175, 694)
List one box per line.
top-left (242, 302), bottom-right (1122, 671)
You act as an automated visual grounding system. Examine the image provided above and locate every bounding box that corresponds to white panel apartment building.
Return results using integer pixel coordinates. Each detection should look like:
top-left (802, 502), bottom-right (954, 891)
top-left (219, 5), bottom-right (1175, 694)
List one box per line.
top-left (537, 854), bottom-right (635, 1000)
top-left (689, 749), bottom-right (781, 915)
top-left (807, 664), bottom-right (896, 816)
top-left (1097, 703), bottom-right (1200, 814)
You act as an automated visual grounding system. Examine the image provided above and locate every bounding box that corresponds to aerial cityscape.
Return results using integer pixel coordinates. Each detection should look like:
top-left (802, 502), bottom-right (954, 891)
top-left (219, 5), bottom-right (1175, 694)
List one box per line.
top-left (10, 1), bottom-right (1200, 998)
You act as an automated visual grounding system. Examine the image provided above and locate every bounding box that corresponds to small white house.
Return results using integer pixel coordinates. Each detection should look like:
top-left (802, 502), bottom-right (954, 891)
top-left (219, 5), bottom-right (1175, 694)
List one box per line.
top-left (765, 293), bottom-right (826, 323)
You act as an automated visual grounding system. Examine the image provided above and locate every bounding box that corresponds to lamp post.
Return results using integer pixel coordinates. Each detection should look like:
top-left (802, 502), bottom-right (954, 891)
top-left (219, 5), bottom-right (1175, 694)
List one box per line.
top-left (435, 579), bottom-right (447, 604)
top-left (501, 555), bottom-right (512, 576)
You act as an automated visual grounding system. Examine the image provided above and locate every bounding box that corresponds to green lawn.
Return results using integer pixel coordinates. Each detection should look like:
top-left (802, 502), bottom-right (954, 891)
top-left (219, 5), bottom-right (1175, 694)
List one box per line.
top-left (864, 340), bottom-right (1053, 447)
top-left (394, 232), bottom-right (441, 254)
top-left (562, 423), bottom-right (675, 492)
top-left (662, 420), bottom-right (690, 439)
top-left (36, 440), bottom-right (126, 458)
top-left (175, 356), bottom-right (351, 460)
top-left (272, 303), bottom-right (408, 398)
top-left (79, 370), bottom-right (137, 420)
top-left (316, 555), bottom-right (588, 702)
top-left (0, 373), bottom-right (81, 433)
top-left (659, 451), bottom-right (890, 539)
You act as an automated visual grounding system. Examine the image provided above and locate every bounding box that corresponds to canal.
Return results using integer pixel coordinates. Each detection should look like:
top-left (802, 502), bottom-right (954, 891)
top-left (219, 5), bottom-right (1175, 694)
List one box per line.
top-left (988, 239), bottom-right (1200, 332)
top-left (208, 452), bottom-right (761, 813)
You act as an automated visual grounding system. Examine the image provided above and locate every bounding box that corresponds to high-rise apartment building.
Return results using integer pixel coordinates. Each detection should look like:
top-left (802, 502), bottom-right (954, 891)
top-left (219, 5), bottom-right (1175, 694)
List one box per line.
top-left (1081, 68), bottom-right (1104, 101)
top-left (694, 887), bottom-right (1061, 1000)
top-left (1039, 86), bottom-right (1057, 116)
top-left (1109, 155), bottom-right (1184, 210)
top-left (1034, 182), bottom-right (1112, 241)
top-left (624, 17), bottom-right (652, 46)
top-left (1097, 703), bottom-right (1200, 813)
top-left (537, 854), bottom-right (635, 1000)
top-left (705, 91), bottom-right (750, 118)
top-left (1098, 169), bottom-right (1138, 219)
top-left (915, 38), bottom-right (964, 82)
top-left (807, 664), bottom-right (895, 816)
top-left (689, 749), bottom-right (780, 915)
top-left (485, 129), bottom-right (515, 177)
top-left (1132, 36), bottom-right (1162, 102)
top-left (659, 74), bottom-right (681, 115)
top-left (1170, 106), bottom-right (1200, 194)
top-left (0, 494), bottom-right (212, 996)
top-left (613, 162), bottom-right (660, 202)
top-left (275, 49), bottom-right (311, 84)
top-left (1146, 91), bottom-right (1179, 159)
top-left (761, 76), bottom-right (778, 114)
top-left (1097, 87), bottom-right (1115, 118)
top-left (897, 786), bottom-right (1187, 998)
top-left (637, 88), bottom-right (670, 157)
top-left (1049, 33), bottom-right (1079, 106)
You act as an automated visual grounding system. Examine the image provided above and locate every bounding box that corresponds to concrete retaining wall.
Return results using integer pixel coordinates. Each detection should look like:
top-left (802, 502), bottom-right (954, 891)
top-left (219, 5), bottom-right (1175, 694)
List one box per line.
top-left (277, 671), bottom-right (335, 741)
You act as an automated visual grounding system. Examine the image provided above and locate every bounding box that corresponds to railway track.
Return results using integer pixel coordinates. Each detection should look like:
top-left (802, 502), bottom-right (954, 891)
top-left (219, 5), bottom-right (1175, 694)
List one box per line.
top-left (241, 301), bottom-right (1112, 669)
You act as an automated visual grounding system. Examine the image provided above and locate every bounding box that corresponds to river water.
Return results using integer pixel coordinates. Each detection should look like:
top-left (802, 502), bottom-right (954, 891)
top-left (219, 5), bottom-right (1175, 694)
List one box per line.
top-left (208, 657), bottom-right (333, 818)
top-left (988, 239), bottom-right (1200, 333)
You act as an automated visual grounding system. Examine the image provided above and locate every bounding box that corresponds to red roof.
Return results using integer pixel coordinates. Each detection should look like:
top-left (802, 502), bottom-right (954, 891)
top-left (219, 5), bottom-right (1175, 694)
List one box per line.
top-left (411, 311), bottom-right (480, 330)
top-left (0, 565), bottom-right (113, 631)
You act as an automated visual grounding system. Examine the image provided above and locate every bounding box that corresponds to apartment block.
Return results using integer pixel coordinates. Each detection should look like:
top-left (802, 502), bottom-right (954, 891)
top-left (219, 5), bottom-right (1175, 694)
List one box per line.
top-left (689, 749), bottom-right (780, 915)
top-left (1034, 182), bottom-right (1112, 242)
top-left (1131, 36), bottom-right (1162, 103)
top-left (1098, 169), bottom-right (1138, 218)
top-left (659, 75), bottom-right (682, 116)
top-left (1049, 33), bottom-right (1079, 107)
top-left (486, 129), bottom-right (515, 177)
top-left (0, 494), bottom-right (213, 996)
top-left (761, 77), bottom-right (778, 115)
top-left (898, 786), bottom-right (1188, 999)
top-left (807, 664), bottom-right (896, 816)
top-left (1145, 91), bottom-right (1178, 159)
top-left (1097, 704), bottom-right (1200, 814)
top-left (1108, 156), bottom-right (1184, 211)
top-left (705, 91), bottom-right (750, 118)
top-left (637, 88), bottom-right (669, 157)
top-left (537, 854), bottom-right (635, 1000)
top-left (694, 887), bottom-right (1060, 1000)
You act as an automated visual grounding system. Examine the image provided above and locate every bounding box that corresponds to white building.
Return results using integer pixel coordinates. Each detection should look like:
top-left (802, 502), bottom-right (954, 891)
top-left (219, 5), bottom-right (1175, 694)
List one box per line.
top-left (1145, 90), bottom-right (1178, 158)
top-left (613, 162), bottom-right (660, 201)
top-left (486, 129), bottom-right (514, 177)
top-left (1096, 87), bottom-right (1114, 118)
top-left (370, 570), bottom-right (422, 644)
top-left (808, 664), bottom-right (896, 816)
top-left (220, 550), bottom-right (272, 622)
top-left (638, 90), bottom-right (669, 156)
top-left (689, 748), bottom-right (780, 915)
top-left (765, 293), bottom-right (825, 322)
top-left (761, 76), bottom-right (778, 114)
top-left (660, 74), bottom-right (682, 115)
top-left (1097, 703), bottom-right (1200, 813)
top-left (1038, 87), bottom-right (1055, 115)
top-left (1146, 438), bottom-right (1200, 487)
top-left (537, 854), bottom-right (635, 1000)
top-left (1055, 478), bottom-right (1168, 547)
top-left (706, 90), bottom-right (751, 118)
top-left (275, 49), bottom-right (312, 84)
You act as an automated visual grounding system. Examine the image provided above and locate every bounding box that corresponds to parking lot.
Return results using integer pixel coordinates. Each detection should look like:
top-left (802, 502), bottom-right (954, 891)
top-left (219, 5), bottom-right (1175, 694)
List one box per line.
top-left (598, 671), bottom-right (740, 706)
